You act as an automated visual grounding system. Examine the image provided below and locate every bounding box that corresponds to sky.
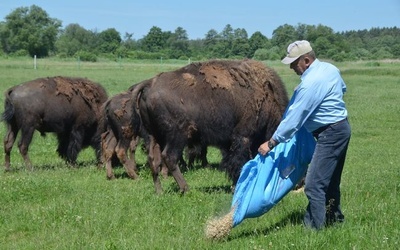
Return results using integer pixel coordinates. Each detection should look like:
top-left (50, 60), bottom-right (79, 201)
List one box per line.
top-left (0, 1), bottom-right (399, 40)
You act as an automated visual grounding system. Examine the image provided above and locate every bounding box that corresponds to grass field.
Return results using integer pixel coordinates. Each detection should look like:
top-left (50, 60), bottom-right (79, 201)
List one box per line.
top-left (0, 57), bottom-right (399, 249)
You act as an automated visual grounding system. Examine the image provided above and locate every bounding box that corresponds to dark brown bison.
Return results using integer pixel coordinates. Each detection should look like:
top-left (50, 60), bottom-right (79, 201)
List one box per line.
top-left (132, 59), bottom-right (289, 193)
top-left (101, 86), bottom-right (208, 181)
top-left (1, 76), bottom-right (108, 171)
top-left (100, 90), bottom-right (142, 180)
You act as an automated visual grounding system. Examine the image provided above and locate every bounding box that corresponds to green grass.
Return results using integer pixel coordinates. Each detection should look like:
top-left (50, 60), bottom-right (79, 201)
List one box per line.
top-left (0, 57), bottom-right (399, 249)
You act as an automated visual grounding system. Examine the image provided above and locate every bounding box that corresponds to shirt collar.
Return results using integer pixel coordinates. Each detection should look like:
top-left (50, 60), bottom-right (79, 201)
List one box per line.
top-left (300, 58), bottom-right (320, 80)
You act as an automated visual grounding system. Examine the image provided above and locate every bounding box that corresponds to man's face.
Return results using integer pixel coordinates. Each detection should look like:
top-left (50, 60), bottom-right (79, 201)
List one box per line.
top-left (290, 56), bottom-right (309, 75)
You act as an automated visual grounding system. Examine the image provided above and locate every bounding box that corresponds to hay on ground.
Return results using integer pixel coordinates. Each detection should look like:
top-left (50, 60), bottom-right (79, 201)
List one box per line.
top-left (205, 209), bottom-right (234, 240)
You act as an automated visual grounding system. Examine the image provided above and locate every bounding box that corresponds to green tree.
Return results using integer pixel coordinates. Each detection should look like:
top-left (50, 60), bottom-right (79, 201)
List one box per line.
top-left (304, 24), bottom-right (349, 58)
top-left (313, 36), bottom-right (332, 58)
top-left (391, 43), bottom-right (400, 57)
top-left (271, 24), bottom-right (297, 52)
top-left (97, 28), bottom-right (122, 54)
top-left (253, 46), bottom-right (281, 61)
top-left (56, 23), bottom-right (96, 56)
top-left (116, 32), bottom-right (139, 58)
top-left (248, 31), bottom-right (270, 58)
top-left (121, 32), bottom-right (137, 50)
top-left (216, 24), bottom-right (235, 58)
top-left (204, 29), bottom-right (219, 47)
top-left (188, 38), bottom-right (206, 60)
top-left (295, 23), bottom-right (309, 40)
top-left (203, 29), bottom-right (219, 57)
top-left (141, 26), bottom-right (166, 52)
top-left (231, 28), bottom-right (249, 58)
top-left (305, 24), bottom-right (336, 44)
top-left (0, 22), bottom-right (6, 54)
top-left (0, 5), bottom-right (61, 57)
top-left (167, 27), bottom-right (190, 59)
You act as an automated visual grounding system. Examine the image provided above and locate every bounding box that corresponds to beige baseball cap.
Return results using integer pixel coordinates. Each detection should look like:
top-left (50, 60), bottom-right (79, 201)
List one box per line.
top-left (281, 40), bottom-right (313, 64)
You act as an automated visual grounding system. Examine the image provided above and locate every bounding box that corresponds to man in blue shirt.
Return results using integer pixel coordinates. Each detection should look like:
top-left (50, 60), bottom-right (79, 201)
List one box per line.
top-left (258, 40), bottom-right (351, 230)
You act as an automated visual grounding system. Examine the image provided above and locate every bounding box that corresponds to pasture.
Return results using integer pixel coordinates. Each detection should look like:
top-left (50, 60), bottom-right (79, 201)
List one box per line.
top-left (0, 57), bottom-right (399, 249)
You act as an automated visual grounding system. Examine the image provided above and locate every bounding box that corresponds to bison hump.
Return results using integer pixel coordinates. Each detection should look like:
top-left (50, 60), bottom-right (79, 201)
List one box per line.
top-left (196, 59), bottom-right (270, 90)
top-left (53, 76), bottom-right (106, 105)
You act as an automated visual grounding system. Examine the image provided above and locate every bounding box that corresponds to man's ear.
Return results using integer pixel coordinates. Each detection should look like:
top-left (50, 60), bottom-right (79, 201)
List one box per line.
top-left (304, 56), bottom-right (311, 65)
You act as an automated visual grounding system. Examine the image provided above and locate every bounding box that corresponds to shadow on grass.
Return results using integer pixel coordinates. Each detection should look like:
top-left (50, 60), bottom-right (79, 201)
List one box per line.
top-left (229, 210), bottom-right (304, 240)
top-left (110, 171), bottom-right (137, 179)
top-left (163, 180), bottom-right (232, 194)
top-left (151, 162), bottom-right (232, 194)
top-left (3, 159), bottom-right (100, 172)
top-left (197, 185), bottom-right (233, 194)
top-left (180, 163), bottom-right (221, 173)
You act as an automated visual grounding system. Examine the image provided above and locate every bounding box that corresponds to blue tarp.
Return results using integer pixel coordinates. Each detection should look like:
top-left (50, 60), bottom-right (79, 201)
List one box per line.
top-left (231, 126), bottom-right (316, 227)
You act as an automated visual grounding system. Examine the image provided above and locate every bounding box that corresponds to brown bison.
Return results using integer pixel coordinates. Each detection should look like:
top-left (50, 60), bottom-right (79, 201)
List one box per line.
top-left (1, 76), bottom-right (108, 171)
top-left (100, 89), bottom-right (142, 180)
top-left (101, 85), bottom-right (209, 181)
top-left (132, 59), bottom-right (289, 193)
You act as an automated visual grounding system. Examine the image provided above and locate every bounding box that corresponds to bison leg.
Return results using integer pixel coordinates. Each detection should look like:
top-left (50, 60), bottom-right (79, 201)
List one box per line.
top-left (66, 129), bottom-right (84, 165)
top-left (101, 131), bottom-right (117, 180)
top-left (56, 133), bottom-right (69, 160)
top-left (160, 162), bottom-right (169, 178)
top-left (186, 145), bottom-right (209, 169)
top-left (178, 155), bottom-right (188, 171)
top-left (161, 145), bottom-right (189, 194)
top-left (147, 136), bottom-right (163, 194)
top-left (18, 126), bottom-right (35, 171)
top-left (200, 146), bottom-right (209, 168)
top-left (128, 136), bottom-right (139, 160)
top-left (3, 123), bottom-right (19, 171)
top-left (116, 142), bottom-right (139, 180)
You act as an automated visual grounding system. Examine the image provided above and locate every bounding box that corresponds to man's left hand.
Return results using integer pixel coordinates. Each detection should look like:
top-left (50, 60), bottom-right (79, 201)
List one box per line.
top-left (258, 142), bottom-right (271, 156)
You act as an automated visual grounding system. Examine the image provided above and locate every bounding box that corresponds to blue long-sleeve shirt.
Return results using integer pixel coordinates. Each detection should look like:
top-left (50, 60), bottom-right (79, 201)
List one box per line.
top-left (272, 59), bottom-right (348, 143)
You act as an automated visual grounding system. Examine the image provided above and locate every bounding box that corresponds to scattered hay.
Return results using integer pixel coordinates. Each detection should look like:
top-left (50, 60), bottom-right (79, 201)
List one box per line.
top-left (292, 186), bottom-right (304, 193)
top-left (205, 209), bottom-right (234, 240)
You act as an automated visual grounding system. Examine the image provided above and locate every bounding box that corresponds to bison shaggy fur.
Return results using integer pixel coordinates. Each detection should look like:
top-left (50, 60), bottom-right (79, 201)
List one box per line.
top-left (132, 59), bottom-right (289, 193)
top-left (1, 76), bottom-right (108, 170)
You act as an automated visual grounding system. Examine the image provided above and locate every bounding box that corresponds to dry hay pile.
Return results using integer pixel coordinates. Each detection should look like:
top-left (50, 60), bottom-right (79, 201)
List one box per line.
top-left (205, 209), bottom-right (234, 240)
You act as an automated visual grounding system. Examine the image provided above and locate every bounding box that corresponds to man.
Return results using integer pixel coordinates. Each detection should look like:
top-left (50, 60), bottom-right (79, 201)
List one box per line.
top-left (258, 40), bottom-right (351, 230)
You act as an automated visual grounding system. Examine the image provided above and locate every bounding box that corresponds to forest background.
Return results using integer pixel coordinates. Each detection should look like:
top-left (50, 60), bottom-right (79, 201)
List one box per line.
top-left (1, 5), bottom-right (399, 62)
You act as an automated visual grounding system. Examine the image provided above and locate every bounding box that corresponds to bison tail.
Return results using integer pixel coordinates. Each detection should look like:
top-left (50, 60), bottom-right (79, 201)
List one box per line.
top-left (130, 80), bottom-right (150, 136)
top-left (100, 98), bottom-right (113, 133)
top-left (130, 79), bottom-right (150, 110)
top-left (1, 96), bottom-right (15, 123)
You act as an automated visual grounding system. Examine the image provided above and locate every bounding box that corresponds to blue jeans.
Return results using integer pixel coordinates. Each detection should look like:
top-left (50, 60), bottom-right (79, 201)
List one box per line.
top-left (304, 118), bottom-right (351, 230)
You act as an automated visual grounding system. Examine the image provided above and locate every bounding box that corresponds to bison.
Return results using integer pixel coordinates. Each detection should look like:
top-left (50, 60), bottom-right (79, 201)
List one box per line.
top-left (132, 59), bottom-right (289, 193)
top-left (1, 76), bottom-right (108, 171)
top-left (101, 85), bottom-right (209, 181)
top-left (100, 89), bottom-right (142, 180)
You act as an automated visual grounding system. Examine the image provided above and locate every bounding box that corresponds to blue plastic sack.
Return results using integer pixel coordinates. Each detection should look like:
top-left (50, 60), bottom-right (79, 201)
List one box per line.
top-left (231, 126), bottom-right (316, 227)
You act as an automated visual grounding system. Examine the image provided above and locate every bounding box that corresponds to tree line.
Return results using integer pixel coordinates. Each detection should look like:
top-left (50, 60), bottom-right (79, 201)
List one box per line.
top-left (1, 5), bottom-right (399, 62)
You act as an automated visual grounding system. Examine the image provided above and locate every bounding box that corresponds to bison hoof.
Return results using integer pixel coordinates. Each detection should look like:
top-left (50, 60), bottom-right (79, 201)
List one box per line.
top-left (107, 175), bottom-right (116, 180)
top-left (180, 185), bottom-right (190, 194)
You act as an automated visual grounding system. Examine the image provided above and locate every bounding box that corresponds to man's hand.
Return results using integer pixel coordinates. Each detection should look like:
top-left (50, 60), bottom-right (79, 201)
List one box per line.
top-left (258, 141), bottom-right (272, 156)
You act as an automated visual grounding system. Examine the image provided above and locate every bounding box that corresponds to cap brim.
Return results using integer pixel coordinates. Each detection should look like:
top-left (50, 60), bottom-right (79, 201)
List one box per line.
top-left (281, 56), bottom-right (300, 64)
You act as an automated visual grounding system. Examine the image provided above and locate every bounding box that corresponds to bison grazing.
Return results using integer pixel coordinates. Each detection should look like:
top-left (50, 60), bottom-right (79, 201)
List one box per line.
top-left (132, 59), bottom-right (289, 193)
top-left (1, 76), bottom-right (108, 171)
